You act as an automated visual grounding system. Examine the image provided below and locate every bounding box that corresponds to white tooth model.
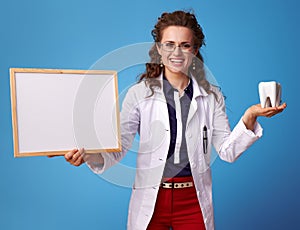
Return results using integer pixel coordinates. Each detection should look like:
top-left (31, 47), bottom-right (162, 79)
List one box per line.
top-left (258, 81), bottom-right (282, 108)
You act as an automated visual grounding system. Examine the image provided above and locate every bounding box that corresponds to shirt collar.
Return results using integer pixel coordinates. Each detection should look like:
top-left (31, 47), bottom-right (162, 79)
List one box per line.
top-left (162, 75), bottom-right (175, 96)
top-left (157, 72), bottom-right (208, 98)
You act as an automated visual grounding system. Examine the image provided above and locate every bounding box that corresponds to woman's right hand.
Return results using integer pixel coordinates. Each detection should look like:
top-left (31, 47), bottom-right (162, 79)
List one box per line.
top-left (64, 148), bottom-right (85, 167)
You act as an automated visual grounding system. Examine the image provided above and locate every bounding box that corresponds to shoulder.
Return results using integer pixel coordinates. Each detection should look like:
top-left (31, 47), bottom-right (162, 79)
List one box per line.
top-left (197, 83), bottom-right (225, 108)
top-left (123, 80), bottom-right (155, 104)
top-left (207, 84), bottom-right (226, 110)
top-left (127, 80), bottom-right (150, 96)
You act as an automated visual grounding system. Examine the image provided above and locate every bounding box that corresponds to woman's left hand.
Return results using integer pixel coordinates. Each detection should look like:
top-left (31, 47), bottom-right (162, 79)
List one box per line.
top-left (242, 102), bottom-right (287, 130)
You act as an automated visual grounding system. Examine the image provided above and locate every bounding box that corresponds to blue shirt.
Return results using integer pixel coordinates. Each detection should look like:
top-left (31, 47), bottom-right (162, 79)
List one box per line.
top-left (162, 76), bottom-right (193, 178)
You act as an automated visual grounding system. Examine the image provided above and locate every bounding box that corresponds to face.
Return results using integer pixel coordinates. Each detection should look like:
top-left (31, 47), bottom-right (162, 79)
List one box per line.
top-left (157, 26), bottom-right (198, 76)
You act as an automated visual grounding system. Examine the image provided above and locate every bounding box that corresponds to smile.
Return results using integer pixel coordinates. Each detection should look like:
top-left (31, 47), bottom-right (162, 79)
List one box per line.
top-left (170, 58), bottom-right (185, 64)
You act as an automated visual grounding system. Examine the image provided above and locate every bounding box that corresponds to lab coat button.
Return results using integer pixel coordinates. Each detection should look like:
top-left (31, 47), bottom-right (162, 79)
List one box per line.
top-left (191, 162), bottom-right (196, 168)
top-left (187, 133), bottom-right (192, 138)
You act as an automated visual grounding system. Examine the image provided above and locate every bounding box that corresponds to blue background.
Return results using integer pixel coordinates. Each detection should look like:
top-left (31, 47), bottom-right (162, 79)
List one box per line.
top-left (1, 0), bottom-right (299, 229)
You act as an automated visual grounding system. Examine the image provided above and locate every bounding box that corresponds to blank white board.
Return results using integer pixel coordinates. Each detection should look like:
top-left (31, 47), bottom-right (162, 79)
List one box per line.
top-left (10, 68), bottom-right (121, 157)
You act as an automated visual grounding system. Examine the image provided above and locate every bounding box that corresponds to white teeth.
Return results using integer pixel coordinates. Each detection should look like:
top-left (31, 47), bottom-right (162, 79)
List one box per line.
top-left (170, 59), bottom-right (184, 63)
top-left (258, 81), bottom-right (281, 108)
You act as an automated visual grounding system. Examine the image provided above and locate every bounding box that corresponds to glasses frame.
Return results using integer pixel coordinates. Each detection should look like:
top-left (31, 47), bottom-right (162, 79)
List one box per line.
top-left (159, 42), bottom-right (196, 53)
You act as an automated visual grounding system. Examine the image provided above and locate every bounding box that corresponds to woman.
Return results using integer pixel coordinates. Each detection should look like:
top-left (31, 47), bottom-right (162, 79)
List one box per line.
top-left (65, 11), bottom-right (286, 230)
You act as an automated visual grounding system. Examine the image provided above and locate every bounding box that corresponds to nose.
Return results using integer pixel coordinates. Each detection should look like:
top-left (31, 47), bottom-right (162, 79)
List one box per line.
top-left (173, 45), bottom-right (183, 55)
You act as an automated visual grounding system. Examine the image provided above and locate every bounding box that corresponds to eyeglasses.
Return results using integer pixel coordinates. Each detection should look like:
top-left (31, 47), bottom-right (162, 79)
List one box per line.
top-left (159, 42), bottom-right (195, 52)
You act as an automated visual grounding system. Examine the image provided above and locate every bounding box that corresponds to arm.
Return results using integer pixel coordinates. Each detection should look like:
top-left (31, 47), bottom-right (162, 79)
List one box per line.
top-left (212, 89), bottom-right (286, 163)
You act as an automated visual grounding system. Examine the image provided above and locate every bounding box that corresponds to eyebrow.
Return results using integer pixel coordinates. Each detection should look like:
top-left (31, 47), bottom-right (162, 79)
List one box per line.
top-left (163, 41), bottom-right (192, 44)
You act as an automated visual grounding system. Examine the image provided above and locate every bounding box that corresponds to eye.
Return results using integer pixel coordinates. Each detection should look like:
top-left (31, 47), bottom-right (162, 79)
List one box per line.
top-left (181, 43), bottom-right (192, 49)
top-left (165, 42), bottom-right (175, 48)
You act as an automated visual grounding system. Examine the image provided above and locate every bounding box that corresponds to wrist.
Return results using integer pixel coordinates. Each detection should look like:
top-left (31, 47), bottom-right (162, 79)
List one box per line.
top-left (243, 109), bottom-right (257, 130)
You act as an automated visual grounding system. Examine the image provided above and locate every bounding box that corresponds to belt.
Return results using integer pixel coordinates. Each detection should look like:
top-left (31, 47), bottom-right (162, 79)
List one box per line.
top-left (160, 181), bottom-right (194, 189)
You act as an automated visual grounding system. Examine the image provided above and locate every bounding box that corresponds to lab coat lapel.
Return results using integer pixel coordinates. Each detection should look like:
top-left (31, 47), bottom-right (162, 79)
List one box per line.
top-left (187, 76), bottom-right (208, 126)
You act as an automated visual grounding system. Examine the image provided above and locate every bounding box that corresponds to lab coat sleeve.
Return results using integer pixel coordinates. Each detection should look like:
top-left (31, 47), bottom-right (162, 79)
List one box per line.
top-left (212, 89), bottom-right (263, 163)
top-left (85, 86), bottom-right (140, 174)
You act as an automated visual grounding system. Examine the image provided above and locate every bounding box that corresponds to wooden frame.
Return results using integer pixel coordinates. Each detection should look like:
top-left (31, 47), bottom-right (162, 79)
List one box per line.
top-left (10, 68), bottom-right (121, 157)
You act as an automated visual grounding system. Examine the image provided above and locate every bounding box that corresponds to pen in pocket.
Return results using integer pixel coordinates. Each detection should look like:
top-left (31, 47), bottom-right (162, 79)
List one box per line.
top-left (203, 125), bottom-right (208, 154)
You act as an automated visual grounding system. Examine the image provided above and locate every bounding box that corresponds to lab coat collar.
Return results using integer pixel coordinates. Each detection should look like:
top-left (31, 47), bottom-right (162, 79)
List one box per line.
top-left (190, 75), bottom-right (208, 98)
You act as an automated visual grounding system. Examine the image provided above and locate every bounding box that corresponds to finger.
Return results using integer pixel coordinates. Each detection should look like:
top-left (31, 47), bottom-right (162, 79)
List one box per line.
top-left (280, 102), bottom-right (287, 107)
top-left (277, 103), bottom-right (287, 110)
top-left (72, 149), bottom-right (83, 161)
top-left (262, 107), bottom-right (281, 115)
top-left (266, 109), bottom-right (284, 117)
top-left (65, 148), bottom-right (78, 162)
top-left (72, 148), bottom-right (85, 159)
top-left (78, 148), bottom-right (85, 156)
top-left (73, 154), bottom-right (84, 167)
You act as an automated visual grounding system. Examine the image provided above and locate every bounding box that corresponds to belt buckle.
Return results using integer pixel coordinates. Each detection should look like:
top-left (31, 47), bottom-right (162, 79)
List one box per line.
top-left (161, 181), bottom-right (193, 189)
top-left (161, 182), bottom-right (173, 189)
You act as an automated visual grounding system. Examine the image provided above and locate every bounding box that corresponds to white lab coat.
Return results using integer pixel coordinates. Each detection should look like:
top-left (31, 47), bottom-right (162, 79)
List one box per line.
top-left (86, 74), bottom-right (263, 230)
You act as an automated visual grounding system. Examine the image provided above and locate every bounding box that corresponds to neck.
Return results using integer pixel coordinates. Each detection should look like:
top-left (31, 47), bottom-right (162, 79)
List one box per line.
top-left (164, 70), bottom-right (189, 93)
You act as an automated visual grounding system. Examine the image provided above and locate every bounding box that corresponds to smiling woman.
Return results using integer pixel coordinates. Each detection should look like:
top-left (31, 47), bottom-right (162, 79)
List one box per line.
top-left (64, 10), bottom-right (286, 230)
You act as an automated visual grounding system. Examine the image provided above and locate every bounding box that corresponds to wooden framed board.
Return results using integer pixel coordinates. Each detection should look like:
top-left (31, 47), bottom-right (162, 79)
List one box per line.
top-left (10, 68), bottom-right (121, 157)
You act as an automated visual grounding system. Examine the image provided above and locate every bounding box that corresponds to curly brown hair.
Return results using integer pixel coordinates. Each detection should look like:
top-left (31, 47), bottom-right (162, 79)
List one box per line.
top-left (139, 10), bottom-right (213, 98)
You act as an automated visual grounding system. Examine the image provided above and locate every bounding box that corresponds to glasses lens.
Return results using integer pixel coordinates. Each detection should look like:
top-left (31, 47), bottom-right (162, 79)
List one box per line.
top-left (163, 43), bottom-right (175, 51)
top-left (181, 43), bottom-right (192, 51)
top-left (161, 43), bottom-right (193, 52)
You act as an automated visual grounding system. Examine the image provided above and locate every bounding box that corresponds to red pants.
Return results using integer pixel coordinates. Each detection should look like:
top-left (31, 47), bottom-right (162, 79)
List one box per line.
top-left (147, 177), bottom-right (206, 230)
